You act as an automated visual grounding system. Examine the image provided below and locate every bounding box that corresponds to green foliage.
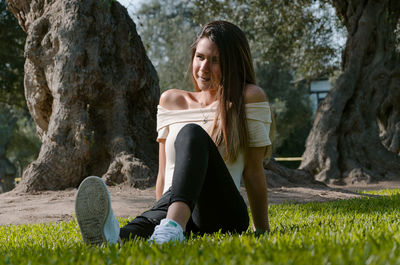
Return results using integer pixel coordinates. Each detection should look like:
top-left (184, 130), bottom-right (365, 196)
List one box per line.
top-left (0, 104), bottom-right (41, 177)
top-left (0, 1), bottom-right (40, 181)
top-left (6, 111), bottom-right (41, 176)
top-left (0, 0), bottom-right (26, 109)
top-left (189, 0), bottom-right (343, 79)
top-left (1, 189), bottom-right (400, 264)
top-left (135, 0), bottom-right (198, 92)
top-left (0, 105), bottom-right (15, 150)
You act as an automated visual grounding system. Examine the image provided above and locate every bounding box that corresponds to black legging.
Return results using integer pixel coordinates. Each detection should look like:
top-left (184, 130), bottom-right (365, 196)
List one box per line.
top-left (119, 124), bottom-right (249, 240)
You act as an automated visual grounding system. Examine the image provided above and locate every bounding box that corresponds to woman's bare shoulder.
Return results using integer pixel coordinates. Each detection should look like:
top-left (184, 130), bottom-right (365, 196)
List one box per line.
top-left (244, 84), bottom-right (268, 104)
top-left (159, 89), bottom-right (192, 110)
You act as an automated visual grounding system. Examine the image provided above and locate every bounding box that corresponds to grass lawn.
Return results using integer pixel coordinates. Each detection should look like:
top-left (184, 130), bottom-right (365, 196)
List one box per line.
top-left (1, 189), bottom-right (400, 265)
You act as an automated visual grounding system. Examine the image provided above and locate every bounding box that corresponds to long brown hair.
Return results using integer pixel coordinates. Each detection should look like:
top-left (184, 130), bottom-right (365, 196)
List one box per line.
top-left (190, 21), bottom-right (256, 162)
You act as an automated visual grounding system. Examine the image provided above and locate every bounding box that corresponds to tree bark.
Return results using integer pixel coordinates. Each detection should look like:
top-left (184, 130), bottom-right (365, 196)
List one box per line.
top-left (6, 0), bottom-right (160, 191)
top-left (300, 0), bottom-right (400, 184)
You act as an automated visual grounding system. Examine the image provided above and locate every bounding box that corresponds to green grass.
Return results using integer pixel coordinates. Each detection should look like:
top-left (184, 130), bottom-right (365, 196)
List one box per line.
top-left (1, 189), bottom-right (400, 265)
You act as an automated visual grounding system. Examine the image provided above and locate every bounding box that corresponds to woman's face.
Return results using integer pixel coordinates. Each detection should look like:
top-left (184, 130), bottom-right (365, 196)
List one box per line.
top-left (192, 37), bottom-right (222, 91)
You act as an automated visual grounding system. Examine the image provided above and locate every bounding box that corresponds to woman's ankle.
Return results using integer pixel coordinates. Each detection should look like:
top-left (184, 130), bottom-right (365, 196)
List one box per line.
top-left (166, 201), bottom-right (191, 231)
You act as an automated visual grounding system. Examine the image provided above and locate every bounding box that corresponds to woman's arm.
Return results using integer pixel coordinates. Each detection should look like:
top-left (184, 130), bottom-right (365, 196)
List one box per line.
top-left (156, 139), bottom-right (166, 201)
top-left (242, 83), bottom-right (269, 232)
top-left (242, 146), bottom-right (270, 233)
top-left (155, 90), bottom-right (176, 200)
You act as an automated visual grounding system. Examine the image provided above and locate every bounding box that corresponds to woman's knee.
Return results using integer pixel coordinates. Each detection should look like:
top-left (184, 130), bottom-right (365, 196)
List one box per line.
top-left (174, 124), bottom-right (209, 148)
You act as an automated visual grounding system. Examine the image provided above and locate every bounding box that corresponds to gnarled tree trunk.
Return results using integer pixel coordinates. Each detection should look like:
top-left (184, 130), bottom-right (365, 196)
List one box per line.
top-left (300, 0), bottom-right (400, 184)
top-left (6, 0), bottom-right (159, 191)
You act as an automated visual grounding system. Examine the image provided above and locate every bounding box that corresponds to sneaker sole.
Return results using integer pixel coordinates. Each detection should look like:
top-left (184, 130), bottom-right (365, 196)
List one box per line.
top-left (75, 176), bottom-right (110, 245)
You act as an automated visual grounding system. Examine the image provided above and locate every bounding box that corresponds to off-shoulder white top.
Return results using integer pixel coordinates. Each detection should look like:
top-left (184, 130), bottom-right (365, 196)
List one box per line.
top-left (157, 102), bottom-right (272, 194)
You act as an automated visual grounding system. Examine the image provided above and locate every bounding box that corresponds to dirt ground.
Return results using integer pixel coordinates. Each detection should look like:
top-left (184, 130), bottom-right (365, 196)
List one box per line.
top-left (0, 181), bottom-right (399, 225)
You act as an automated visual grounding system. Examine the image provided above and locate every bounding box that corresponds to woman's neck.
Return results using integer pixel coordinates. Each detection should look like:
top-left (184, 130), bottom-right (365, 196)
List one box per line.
top-left (197, 90), bottom-right (218, 107)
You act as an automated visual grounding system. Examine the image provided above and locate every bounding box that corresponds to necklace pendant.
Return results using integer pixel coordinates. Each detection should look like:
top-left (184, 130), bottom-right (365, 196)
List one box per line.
top-left (203, 119), bottom-right (208, 124)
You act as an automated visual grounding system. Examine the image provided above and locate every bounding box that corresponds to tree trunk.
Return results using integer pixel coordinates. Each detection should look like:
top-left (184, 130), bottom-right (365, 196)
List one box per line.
top-left (6, 0), bottom-right (160, 191)
top-left (300, 0), bottom-right (400, 184)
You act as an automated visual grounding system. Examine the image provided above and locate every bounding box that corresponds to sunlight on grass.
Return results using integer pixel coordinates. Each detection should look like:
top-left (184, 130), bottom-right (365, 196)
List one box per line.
top-left (1, 189), bottom-right (400, 264)
top-left (359, 189), bottom-right (400, 196)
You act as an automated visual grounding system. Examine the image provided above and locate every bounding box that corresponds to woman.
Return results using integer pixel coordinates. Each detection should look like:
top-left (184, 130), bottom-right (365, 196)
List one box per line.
top-left (75, 20), bottom-right (273, 245)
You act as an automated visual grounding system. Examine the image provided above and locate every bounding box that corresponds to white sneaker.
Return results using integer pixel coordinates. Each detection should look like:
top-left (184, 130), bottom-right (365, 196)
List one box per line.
top-left (148, 219), bottom-right (185, 244)
top-left (75, 176), bottom-right (120, 245)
